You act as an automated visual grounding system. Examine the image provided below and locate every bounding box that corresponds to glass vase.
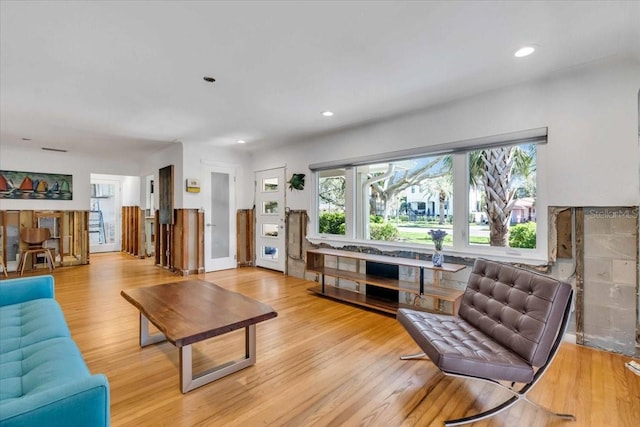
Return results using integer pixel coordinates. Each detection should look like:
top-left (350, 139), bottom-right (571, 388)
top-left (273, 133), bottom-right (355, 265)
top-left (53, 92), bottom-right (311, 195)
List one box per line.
top-left (432, 249), bottom-right (444, 267)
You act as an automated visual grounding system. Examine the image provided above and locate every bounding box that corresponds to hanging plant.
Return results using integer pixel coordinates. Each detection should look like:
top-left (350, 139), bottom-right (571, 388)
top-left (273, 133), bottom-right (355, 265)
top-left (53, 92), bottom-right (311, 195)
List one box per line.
top-left (287, 173), bottom-right (305, 191)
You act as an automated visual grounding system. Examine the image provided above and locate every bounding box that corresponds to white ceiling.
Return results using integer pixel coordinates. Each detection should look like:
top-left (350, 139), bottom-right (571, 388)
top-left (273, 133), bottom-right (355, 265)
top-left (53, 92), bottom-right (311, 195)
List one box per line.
top-left (1, 1), bottom-right (639, 161)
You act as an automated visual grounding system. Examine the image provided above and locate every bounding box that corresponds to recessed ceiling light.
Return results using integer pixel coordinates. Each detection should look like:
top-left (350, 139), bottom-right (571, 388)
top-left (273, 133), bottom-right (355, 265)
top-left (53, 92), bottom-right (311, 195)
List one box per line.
top-left (514, 46), bottom-right (535, 58)
top-left (203, 76), bottom-right (216, 83)
top-left (236, 139), bottom-right (246, 144)
top-left (322, 111), bottom-right (334, 117)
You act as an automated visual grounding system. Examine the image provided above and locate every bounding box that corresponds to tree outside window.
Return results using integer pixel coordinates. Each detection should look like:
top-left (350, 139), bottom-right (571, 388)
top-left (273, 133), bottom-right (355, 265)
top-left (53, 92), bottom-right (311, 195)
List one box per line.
top-left (356, 156), bottom-right (453, 245)
top-left (468, 143), bottom-right (536, 248)
top-left (318, 169), bottom-right (346, 235)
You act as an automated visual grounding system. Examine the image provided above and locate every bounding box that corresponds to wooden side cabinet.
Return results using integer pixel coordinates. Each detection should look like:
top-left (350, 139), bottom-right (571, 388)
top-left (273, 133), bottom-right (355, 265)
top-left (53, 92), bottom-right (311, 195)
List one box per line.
top-left (306, 248), bottom-right (466, 315)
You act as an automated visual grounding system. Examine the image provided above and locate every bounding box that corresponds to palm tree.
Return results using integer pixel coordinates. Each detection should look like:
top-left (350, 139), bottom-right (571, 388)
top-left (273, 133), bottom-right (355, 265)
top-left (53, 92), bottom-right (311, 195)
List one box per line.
top-left (469, 144), bottom-right (535, 246)
top-left (420, 174), bottom-right (453, 225)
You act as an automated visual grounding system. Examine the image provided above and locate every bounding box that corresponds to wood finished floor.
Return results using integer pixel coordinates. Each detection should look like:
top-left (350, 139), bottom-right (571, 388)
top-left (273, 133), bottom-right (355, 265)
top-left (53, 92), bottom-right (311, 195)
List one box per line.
top-left (7, 253), bottom-right (639, 426)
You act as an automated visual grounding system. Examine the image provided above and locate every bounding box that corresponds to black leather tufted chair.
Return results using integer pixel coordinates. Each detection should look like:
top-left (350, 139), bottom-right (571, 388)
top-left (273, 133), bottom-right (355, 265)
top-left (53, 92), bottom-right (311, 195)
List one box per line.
top-left (397, 258), bottom-right (575, 426)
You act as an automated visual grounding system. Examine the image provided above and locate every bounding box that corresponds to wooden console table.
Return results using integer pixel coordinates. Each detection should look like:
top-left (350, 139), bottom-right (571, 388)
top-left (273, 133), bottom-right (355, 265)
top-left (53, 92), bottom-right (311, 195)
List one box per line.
top-left (305, 248), bottom-right (466, 315)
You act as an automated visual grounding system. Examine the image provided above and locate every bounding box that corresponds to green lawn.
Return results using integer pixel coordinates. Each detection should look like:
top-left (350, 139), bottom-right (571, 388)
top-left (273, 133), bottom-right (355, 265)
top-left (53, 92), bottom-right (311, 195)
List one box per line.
top-left (398, 231), bottom-right (489, 245)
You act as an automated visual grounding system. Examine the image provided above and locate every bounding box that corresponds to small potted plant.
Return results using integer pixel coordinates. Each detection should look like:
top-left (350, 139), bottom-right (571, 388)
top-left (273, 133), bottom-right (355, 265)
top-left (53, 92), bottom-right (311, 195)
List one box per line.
top-left (428, 229), bottom-right (447, 267)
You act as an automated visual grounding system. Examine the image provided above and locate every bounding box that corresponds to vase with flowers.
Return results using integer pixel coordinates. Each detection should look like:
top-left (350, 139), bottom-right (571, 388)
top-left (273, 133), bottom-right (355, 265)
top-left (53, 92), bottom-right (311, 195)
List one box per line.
top-left (428, 229), bottom-right (447, 267)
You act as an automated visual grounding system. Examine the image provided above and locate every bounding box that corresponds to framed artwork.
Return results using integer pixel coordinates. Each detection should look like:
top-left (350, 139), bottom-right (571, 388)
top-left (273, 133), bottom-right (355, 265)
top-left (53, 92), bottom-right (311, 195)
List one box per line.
top-left (0, 170), bottom-right (73, 200)
top-left (158, 165), bottom-right (174, 224)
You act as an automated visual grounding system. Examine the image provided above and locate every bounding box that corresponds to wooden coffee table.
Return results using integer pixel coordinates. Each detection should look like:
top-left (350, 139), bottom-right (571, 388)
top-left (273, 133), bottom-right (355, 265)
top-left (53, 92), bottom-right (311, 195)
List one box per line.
top-left (121, 279), bottom-right (277, 393)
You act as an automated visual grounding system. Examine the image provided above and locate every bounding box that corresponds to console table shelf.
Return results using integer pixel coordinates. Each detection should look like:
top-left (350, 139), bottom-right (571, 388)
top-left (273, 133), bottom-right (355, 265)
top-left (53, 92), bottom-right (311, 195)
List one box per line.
top-left (306, 248), bottom-right (466, 315)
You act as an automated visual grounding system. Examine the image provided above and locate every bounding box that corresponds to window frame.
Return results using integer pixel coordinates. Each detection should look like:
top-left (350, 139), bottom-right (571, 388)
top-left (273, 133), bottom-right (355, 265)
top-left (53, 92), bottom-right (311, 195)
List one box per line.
top-left (309, 129), bottom-right (548, 264)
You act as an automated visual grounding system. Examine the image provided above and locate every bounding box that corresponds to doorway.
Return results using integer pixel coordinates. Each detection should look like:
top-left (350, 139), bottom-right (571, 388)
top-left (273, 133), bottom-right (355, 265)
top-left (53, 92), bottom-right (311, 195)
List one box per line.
top-left (254, 167), bottom-right (286, 272)
top-left (202, 164), bottom-right (237, 271)
top-left (90, 177), bottom-right (121, 253)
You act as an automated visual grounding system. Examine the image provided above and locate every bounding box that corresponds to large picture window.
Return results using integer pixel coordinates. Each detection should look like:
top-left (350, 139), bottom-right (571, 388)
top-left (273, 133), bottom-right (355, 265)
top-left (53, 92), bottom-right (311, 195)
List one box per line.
top-left (311, 128), bottom-right (546, 260)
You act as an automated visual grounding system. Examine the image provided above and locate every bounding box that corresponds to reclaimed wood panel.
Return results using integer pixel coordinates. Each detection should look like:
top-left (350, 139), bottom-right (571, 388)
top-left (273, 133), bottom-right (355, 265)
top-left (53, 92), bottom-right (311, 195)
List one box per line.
top-left (236, 208), bottom-right (254, 266)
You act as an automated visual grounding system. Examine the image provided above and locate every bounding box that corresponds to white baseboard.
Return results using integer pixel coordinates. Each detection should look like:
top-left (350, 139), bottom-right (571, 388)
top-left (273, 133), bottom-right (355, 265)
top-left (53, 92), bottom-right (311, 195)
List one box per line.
top-left (564, 333), bottom-right (577, 344)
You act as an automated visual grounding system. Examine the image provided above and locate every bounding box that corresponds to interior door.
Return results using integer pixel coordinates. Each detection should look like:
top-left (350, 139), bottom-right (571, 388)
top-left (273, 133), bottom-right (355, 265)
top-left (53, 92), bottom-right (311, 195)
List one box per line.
top-left (202, 165), bottom-right (236, 271)
top-left (255, 167), bottom-right (286, 272)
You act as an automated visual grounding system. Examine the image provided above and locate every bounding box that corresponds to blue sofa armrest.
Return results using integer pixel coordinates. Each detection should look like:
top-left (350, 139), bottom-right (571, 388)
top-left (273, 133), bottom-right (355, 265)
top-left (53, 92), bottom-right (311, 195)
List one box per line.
top-left (0, 275), bottom-right (55, 307)
top-left (0, 374), bottom-right (110, 427)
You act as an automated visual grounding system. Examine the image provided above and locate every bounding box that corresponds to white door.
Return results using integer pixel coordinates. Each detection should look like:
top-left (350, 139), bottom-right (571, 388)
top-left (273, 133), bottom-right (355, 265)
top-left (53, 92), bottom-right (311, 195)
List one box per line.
top-left (202, 165), bottom-right (236, 271)
top-left (89, 178), bottom-right (121, 253)
top-left (255, 167), bottom-right (286, 272)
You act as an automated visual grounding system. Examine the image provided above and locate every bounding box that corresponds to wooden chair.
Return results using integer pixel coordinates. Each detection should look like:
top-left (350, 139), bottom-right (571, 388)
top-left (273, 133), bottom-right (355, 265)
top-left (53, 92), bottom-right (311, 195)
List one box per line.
top-left (17, 228), bottom-right (55, 276)
top-left (398, 258), bottom-right (575, 426)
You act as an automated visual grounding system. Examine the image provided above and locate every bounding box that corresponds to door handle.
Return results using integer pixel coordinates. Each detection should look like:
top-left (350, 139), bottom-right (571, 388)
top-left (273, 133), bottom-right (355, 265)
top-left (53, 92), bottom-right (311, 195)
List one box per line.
top-left (206, 223), bottom-right (216, 227)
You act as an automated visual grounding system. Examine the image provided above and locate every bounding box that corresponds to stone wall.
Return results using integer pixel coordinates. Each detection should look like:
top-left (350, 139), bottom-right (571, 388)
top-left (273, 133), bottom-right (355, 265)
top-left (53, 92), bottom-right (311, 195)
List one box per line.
top-left (582, 207), bottom-right (638, 354)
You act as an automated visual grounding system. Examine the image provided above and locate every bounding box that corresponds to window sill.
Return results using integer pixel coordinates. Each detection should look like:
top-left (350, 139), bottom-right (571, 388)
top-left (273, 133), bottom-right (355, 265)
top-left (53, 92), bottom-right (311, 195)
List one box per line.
top-left (307, 235), bottom-right (550, 266)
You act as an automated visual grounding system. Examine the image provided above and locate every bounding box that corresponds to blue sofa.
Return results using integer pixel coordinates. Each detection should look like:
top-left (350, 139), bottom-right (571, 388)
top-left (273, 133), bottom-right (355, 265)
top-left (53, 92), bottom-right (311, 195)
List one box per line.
top-left (0, 275), bottom-right (110, 426)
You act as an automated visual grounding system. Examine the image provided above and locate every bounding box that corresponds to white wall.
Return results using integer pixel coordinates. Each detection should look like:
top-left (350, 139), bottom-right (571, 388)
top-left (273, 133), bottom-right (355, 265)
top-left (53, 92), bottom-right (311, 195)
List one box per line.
top-left (0, 145), bottom-right (142, 211)
top-left (0, 139), bottom-right (252, 212)
top-left (250, 57), bottom-right (640, 211)
top-left (181, 143), bottom-right (253, 210)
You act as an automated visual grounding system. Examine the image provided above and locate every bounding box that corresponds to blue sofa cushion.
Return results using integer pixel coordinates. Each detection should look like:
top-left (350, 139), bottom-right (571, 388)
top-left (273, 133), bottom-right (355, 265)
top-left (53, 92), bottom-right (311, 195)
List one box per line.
top-left (0, 337), bottom-right (109, 426)
top-left (0, 299), bottom-right (71, 354)
top-left (0, 337), bottom-right (90, 400)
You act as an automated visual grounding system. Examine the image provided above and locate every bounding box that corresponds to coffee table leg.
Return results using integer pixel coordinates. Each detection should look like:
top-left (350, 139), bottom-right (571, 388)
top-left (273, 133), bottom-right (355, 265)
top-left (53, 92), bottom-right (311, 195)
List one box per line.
top-left (180, 324), bottom-right (257, 393)
top-left (139, 313), bottom-right (167, 347)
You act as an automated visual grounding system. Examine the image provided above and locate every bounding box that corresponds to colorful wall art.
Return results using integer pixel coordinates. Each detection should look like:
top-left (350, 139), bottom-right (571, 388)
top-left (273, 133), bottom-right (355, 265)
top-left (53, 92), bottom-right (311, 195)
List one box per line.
top-left (0, 170), bottom-right (73, 200)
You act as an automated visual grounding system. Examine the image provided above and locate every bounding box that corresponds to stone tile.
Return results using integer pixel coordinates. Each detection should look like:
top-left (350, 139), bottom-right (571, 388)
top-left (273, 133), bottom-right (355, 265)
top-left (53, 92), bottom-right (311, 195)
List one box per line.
top-left (610, 307), bottom-right (636, 332)
top-left (611, 214), bottom-right (638, 235)
top-left (583, 281), bottom-right (635, 310)
top-left (612, 259), bottom-right (638, 285)
top-left (584, 211), bottom-right (612, 234)
top-left (584, 234), bottom-right (636, 260)
top-left (583, 258), bottom-right (612, 282)
top-left (583, 303), bottom-right (613, 328)
top-left (584, 331), bottom-right (635, 354)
